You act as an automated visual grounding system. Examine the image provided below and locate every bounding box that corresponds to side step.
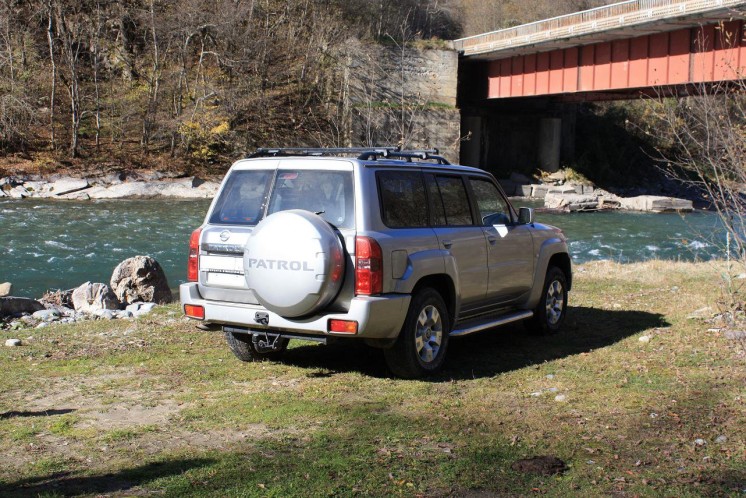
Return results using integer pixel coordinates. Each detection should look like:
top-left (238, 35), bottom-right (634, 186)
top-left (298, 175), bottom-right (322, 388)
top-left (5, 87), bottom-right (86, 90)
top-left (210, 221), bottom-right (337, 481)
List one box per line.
top-left (450, 310), bottom-right (533, 337)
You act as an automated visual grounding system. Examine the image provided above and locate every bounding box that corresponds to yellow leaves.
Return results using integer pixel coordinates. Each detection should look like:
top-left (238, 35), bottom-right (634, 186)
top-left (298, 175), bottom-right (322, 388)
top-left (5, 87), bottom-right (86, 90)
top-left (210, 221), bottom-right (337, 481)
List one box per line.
top-left (179, 115), bottom-right (231, 162)
top-left (210, 121), bottom-right (230, 136)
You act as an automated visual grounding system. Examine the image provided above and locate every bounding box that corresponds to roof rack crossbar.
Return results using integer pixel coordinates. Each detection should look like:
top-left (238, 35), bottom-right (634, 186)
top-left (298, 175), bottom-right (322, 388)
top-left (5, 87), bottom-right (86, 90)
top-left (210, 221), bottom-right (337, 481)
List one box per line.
top-left (250, 147), bottom-right (398, 158)
top-left (248, 147), bottom-right (450, 165)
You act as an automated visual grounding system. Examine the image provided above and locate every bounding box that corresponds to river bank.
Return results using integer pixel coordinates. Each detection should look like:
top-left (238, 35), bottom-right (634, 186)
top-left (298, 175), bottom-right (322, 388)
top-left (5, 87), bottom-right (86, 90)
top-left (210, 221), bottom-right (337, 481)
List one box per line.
top-left (0, 170), bottom-right (220, 200)
top-left (1, 167), bottom-right (699, 215)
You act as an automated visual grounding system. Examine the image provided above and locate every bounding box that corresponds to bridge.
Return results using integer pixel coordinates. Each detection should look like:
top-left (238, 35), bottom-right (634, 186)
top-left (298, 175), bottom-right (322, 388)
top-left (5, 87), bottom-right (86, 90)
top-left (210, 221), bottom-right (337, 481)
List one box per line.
top-left (454, 0), bottom-right (746, 172)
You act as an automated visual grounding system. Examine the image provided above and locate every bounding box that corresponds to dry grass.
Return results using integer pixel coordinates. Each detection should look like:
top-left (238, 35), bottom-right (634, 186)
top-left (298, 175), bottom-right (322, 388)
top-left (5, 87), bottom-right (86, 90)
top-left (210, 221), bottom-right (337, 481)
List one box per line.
top-left (0, 260), bottom-right (743, 497)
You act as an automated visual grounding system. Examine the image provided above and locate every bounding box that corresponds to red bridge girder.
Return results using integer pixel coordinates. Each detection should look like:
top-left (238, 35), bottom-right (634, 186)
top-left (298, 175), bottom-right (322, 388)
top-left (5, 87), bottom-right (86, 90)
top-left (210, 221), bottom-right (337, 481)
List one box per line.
top-left (486, 21), bottom-right (746, 99)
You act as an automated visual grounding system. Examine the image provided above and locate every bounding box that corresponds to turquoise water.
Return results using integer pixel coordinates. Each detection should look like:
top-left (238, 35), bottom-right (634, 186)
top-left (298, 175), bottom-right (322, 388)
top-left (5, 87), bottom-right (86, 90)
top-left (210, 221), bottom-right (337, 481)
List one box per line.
top-left (0, 198), bottom-right (727, 298)
top-left (1, 199), bottom-right (210, 299)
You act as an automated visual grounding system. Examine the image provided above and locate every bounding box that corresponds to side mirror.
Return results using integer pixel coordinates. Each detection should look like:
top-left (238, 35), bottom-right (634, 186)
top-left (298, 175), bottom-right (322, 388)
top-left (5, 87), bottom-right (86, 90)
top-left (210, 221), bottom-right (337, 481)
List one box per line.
top-left (518, 207), bottom-right (534, 225)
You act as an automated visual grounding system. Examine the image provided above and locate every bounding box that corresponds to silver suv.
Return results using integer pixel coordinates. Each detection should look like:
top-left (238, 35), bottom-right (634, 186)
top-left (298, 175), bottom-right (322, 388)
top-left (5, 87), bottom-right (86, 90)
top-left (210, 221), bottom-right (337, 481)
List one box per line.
top-left (181, 148), bottom-right (571, 378)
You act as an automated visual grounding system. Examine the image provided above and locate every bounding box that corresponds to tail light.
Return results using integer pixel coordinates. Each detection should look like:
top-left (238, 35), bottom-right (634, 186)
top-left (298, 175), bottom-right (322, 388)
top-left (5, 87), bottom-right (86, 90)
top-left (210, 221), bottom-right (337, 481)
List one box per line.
top-left (355, 236), bottom-right (383, 296)
top-left (187, 227), bottom-right (203, 282)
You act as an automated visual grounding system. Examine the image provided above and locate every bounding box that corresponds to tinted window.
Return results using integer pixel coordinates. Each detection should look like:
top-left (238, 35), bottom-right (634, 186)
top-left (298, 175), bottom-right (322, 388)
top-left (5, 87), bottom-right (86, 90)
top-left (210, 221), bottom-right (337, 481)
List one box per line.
top-left (267, 170), bottom-right (354, 228)
top-left (426, 175), bottom-right (447, 226)
top-left (434, 176), bottom-right (473, 226)
top-left (378, 171), bottom-right (428, 228)
top-left (470, 178), bottom-right (511, 225)
top-left (209, 170), bottom-right (273, 225)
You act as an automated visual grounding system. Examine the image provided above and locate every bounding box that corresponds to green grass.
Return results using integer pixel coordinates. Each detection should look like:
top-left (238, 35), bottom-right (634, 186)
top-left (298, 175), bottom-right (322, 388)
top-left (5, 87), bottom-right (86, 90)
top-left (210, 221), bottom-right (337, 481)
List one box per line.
top-left (0, 260), bottom-right (744, 496)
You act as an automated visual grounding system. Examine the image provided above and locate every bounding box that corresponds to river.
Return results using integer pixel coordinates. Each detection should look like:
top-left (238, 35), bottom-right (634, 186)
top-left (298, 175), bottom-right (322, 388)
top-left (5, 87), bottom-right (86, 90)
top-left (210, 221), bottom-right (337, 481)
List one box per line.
top-left (0, 198), bottom-right (727, 298)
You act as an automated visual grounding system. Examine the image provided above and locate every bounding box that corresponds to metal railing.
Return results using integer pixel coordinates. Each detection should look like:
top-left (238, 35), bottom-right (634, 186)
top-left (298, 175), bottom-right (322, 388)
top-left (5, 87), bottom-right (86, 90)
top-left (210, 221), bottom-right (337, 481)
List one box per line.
top-left (454, 0), bottom-right (746, 56)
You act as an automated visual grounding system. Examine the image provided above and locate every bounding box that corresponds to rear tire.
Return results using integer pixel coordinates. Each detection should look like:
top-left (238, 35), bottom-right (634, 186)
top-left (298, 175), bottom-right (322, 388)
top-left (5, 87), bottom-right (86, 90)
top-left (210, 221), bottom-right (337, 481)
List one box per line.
top-left (526, 266), bottom-right (568, 335)
top-left (384, 288), bottom-right (450, 378)
top-left (225, 330), bottom-right (288, 362)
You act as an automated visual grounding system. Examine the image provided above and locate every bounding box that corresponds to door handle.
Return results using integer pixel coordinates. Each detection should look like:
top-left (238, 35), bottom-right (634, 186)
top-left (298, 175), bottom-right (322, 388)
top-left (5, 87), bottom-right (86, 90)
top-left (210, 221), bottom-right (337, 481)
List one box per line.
top-left (487, 235), bottom-right (497, 245)
top-left (442, 240), bottom-right (453, 249)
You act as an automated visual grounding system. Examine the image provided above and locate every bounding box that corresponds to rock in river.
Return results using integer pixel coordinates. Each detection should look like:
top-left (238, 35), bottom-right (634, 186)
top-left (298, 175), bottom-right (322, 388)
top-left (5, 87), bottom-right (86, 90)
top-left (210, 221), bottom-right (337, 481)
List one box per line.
top-left (71, 282), bottom-right (120, 313)
top-left (0, 282), bottom-right (11, 297)
top-left (0, 297), bottom-right (45, 317)
top-left (110, 256), bottom-right (173, 304)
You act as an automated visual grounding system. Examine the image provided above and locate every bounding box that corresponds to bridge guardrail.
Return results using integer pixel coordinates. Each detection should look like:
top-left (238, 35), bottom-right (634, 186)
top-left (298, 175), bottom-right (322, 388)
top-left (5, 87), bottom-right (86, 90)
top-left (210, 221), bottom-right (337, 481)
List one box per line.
top-left (455, 0), bottom-right (746, 56)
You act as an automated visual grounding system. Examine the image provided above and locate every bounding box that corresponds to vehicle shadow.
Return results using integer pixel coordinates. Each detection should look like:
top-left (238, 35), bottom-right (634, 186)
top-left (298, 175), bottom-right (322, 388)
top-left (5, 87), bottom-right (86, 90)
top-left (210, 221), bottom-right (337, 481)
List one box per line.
top-left (0, 458), bottom-right (215, 497)
top-left (281, 306), bottom-right (669, 380)
top-left (0, 408), bottom-right (75, 419)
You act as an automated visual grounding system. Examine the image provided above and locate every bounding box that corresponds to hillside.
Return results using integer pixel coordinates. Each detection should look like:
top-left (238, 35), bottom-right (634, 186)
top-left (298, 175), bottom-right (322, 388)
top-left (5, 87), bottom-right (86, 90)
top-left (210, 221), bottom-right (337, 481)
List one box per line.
top-left (0, 0), bottom-right (620, 178)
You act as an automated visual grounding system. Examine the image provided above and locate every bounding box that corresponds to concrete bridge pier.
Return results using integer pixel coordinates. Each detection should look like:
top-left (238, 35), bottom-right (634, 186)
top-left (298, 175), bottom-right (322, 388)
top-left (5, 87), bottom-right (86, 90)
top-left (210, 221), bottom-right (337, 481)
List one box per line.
top-left (459, 96), bottom-right (577, 177)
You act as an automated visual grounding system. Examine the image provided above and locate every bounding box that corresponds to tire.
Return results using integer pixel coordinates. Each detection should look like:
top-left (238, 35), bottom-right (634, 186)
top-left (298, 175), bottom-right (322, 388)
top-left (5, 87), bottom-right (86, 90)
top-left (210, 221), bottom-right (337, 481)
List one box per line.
top-left (526, 266), bottom-right (568, 335)
top-left (224, 329), bottom-right (288, 362)
top-left (384, 288), bottom-right (450, 379)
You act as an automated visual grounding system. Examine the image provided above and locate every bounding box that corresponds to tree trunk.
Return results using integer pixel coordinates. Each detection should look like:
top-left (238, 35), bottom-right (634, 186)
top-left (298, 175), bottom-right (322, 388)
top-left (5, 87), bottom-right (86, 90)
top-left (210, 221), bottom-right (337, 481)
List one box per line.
top-left (46, 0), bottom-right (56, 150)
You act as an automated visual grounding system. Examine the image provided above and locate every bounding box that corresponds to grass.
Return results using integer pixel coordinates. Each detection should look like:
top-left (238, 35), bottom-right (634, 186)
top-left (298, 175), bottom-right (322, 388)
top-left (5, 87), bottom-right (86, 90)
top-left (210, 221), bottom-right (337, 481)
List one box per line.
top-left (0, 260), bottom-right (744, 496)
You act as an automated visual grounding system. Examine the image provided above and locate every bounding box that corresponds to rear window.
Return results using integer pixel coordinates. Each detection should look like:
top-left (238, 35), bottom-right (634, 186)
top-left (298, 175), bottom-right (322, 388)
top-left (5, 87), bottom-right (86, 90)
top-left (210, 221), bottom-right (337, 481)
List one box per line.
top-left (209, 169), bottom-right (354, 228)
top-left (209, 170), bottom-right (273, 225)
top-left (267, 170), bottom-right (354, 228)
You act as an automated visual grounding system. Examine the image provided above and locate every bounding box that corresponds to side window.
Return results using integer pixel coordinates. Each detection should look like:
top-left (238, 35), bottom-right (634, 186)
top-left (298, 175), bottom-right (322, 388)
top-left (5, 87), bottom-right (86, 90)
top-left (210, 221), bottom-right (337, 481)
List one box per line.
top-left (470, 177), bottom-right (511, 226)
top-left (432, 175), bottom-right (474, 226)
top-left (377, 171), bottom-right (428, 228)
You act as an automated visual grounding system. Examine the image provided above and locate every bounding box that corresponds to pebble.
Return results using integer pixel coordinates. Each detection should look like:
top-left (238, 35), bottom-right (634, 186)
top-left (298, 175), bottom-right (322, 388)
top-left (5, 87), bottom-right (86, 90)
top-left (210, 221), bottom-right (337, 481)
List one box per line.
top-left (126, 302), bottom-right (157, 317)
top-left (715, 435), bottom-right (727, 444)
top-left (546, 374), bottom-right (555, 379)
top-left (639, 335), bottom-right (651, 343)
top-left (96, 310), bottom-right (115, 320)
top-left (694, 438), bottom-right (706, 446)
top-left (4, 338), bottom-right (21, 347)
top-left (554, 394), bottom-right (567, 402)
top-left (32, 309), bottom-right (61, 322)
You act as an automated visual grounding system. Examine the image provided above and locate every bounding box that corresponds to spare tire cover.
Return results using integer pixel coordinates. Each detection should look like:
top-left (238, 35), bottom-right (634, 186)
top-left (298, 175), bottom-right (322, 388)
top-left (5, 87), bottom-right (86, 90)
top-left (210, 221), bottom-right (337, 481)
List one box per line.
top-left (244, 210), bottom-right (345, 318)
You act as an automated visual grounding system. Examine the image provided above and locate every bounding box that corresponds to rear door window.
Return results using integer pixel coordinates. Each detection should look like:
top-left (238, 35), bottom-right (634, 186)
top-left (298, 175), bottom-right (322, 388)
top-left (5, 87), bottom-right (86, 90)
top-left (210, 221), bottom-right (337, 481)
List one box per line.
top-left (209, 170), bottom-right (273, 225)
top-left (377, 171), bottom-right (428, 228)
top-left (429, 175), bottom-right (474, 226)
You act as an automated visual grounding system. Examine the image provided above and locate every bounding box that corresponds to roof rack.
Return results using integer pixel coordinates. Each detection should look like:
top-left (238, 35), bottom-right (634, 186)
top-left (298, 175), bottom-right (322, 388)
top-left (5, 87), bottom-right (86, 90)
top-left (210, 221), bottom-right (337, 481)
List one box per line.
top-left (249, 147), bottom-right (451, 165)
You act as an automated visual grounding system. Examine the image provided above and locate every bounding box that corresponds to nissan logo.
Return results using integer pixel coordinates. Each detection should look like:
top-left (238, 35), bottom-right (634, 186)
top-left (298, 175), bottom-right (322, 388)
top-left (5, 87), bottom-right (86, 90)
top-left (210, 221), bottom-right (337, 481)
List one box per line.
top-left (219, 230), bottom-right (231, 242)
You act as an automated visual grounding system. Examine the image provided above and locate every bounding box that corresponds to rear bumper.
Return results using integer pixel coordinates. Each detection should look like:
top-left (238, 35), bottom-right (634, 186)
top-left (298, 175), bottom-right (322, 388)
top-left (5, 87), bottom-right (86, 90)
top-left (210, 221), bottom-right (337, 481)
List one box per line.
top-left (179, 283), bottom-right (410, 339)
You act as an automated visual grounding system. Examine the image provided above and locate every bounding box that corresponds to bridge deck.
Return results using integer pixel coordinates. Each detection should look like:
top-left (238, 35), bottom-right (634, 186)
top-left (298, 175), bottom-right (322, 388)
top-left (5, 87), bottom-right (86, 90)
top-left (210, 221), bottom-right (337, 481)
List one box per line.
top-left (455, 0), bottom-right (746, 60)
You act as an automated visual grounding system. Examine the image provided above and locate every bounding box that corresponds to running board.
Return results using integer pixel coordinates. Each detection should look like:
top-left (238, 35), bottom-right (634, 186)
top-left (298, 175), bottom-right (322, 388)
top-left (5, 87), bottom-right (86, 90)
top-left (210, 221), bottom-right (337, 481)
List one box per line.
top-left (450, 310), bottom-right (533, 337)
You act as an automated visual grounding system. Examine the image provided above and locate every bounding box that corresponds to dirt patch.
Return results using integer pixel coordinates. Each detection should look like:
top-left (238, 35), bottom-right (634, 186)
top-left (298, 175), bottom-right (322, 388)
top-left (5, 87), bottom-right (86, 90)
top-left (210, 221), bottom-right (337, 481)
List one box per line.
top-left (79, 401), bottom-right (181, 429)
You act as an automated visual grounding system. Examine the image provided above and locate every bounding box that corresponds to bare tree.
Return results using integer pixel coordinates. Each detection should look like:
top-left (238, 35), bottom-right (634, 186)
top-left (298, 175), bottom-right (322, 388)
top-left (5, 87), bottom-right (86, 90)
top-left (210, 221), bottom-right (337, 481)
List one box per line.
top-left (46, 0), bottom-right (57, 149)
top-left (53, 0), bottom-right (85, 157)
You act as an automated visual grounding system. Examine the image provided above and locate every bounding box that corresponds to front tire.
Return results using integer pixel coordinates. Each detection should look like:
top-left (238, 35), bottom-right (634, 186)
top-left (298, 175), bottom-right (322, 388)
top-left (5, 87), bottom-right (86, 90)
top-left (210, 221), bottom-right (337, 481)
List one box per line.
top-left (526, 266), bottom-right (568, 335)
top-left (225, 329), bottom-right (288, 362)
top-left (384, 288), bottom-right (450, 378)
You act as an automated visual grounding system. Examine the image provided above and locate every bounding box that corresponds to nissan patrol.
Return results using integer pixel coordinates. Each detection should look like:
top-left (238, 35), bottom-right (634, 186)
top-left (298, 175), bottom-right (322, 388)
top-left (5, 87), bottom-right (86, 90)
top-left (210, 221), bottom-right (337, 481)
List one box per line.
top-left (181, 147), bottom-right (571, 378)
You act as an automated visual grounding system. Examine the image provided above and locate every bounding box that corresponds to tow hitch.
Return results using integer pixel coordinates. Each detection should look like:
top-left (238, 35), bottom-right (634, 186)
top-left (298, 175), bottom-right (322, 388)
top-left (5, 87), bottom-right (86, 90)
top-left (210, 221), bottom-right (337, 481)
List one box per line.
top-left (252, 331), bottom-right (284, 353)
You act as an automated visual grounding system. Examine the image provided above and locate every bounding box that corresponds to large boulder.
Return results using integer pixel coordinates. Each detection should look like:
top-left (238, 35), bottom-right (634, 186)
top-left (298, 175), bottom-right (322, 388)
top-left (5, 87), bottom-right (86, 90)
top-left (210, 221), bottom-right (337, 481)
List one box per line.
top-left (110, 256), bottom-right (172, 304)
top-left (71, 282), bottom-right (120, 313)
top-left (0, 297), bottom-right (45, 317)
top-left (544, 193), bottom-right (601, 212)
top-left (0, 282), bottom-right (11, 297)
top-left (49, 178), bottom-right (89, 196)
top-left (620, 195), bottom-right (693, 213)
